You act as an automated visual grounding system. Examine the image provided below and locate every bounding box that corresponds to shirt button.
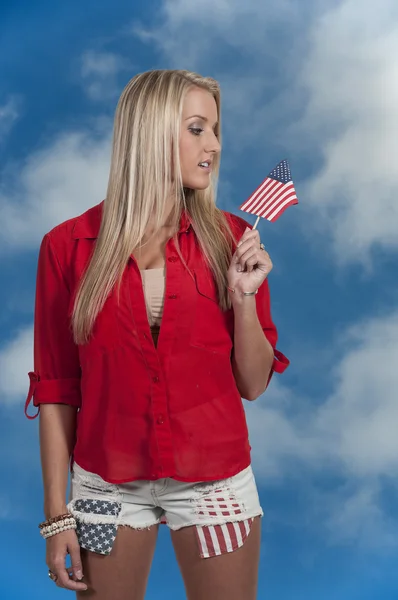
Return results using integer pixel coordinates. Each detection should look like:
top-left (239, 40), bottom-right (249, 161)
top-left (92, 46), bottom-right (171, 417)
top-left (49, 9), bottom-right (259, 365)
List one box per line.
top-left (168, 294), bottom-right (177, 299)
top-left (152, 376), bottom-right (159, 383)
top-left (157, 415), bottom-right (164, 424)
top-left (168, 256), bottom-right (178, 262)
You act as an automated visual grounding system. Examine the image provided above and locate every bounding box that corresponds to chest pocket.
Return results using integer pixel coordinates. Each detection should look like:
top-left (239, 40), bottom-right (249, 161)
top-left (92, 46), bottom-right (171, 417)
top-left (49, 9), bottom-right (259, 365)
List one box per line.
top-left (191, 268), bottom-right (233, 354)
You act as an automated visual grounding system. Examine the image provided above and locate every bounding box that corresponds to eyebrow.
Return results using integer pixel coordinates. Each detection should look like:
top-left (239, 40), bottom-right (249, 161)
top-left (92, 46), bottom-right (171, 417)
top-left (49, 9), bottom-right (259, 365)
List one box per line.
top-left (185, 114), bottom-right (218, 127)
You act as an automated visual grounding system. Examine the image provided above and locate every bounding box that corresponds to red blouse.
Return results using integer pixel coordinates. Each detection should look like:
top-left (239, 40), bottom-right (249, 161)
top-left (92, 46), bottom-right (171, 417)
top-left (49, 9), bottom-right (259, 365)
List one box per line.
top-left (24, 201), bottom-right (289, 483)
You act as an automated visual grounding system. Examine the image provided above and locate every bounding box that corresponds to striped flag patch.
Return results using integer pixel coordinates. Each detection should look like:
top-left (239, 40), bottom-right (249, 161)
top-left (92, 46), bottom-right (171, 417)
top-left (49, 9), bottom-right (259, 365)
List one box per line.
top-left (194, 518), bottom-right (255, 559)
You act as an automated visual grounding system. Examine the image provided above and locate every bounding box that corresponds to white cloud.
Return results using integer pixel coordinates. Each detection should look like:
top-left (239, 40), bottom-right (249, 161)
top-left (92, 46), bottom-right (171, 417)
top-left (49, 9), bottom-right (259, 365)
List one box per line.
top-left (245, 381), bottom-right (321, 479)
top-left (0, 325), bottom-right (33, 402)
top-left (134, 0), bottom-right (305, 62)
top-left (0, 125), bottom-right (112, 250)
top-left (323, 482), bottom-right (398, 549)
top-left (316, 312), bottom-right (398, 477)
top-left (0, 96), bottom-right (21, 141)
top-left (248, 310), bottom-right (398, 479)
top-left (80, 50), bottom-right (132, 101)
top-left (299, 0), bottom-right (398, 264)
top-left (245, 309), bottom-right (398, 548)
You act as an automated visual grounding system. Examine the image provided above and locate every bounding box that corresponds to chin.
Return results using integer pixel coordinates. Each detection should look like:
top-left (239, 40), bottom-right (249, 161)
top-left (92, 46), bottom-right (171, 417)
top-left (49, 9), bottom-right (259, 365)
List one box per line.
top-left (183, 179), bottom-right (211, 191)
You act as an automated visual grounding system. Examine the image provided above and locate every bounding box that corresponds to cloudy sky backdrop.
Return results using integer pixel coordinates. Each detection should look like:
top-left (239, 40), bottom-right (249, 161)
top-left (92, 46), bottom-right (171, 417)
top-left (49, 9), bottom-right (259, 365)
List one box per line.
top-left (1, 0), bottom-right (397, 598)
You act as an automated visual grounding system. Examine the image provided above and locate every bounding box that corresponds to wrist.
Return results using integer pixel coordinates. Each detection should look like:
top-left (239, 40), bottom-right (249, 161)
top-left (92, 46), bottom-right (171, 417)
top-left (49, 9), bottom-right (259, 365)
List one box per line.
top-left (230, 293), bottom-right (257, 311)
top-left (44, 500), bottom-right (68, 520)
top-left (228, 285), bottom-right (258, 301)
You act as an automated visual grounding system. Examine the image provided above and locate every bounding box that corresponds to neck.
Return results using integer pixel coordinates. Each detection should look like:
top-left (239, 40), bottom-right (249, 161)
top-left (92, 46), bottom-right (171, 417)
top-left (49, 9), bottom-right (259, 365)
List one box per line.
top-left (140, 208), bottom-right (179, 247)
top-left (146, 197), bottom-right (179, 232)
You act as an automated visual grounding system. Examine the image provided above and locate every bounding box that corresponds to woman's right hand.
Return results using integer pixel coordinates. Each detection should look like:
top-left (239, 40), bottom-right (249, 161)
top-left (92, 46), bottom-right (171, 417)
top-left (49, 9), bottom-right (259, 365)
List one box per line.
top-left (46, 528), bottom-right (88, 592)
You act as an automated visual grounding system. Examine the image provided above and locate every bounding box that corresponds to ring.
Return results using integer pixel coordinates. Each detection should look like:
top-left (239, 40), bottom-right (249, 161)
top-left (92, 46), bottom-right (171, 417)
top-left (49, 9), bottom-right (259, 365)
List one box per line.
top-left (48, 569), bottom-right (58, 583)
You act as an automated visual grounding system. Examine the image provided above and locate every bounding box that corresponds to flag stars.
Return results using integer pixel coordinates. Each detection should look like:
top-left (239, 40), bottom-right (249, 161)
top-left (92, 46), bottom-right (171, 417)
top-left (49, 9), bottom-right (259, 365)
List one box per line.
top-left (71, 499), bottom-right (121, 556)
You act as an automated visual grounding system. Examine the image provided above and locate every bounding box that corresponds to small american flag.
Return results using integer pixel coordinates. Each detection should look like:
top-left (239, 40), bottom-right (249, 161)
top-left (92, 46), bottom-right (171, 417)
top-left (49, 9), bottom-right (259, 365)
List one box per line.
top-left (239, 159), bottom-right (298, 225)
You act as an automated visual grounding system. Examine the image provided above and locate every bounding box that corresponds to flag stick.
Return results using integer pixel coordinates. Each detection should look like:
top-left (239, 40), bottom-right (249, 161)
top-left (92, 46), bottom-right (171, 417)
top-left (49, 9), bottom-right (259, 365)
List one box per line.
top-left (252, 215), bottom-right (260, 230)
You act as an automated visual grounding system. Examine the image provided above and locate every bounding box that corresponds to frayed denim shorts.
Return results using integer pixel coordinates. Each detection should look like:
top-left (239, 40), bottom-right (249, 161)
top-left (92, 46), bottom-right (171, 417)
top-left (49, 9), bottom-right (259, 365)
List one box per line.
top-left (67, 462), bottom-right (263, 559)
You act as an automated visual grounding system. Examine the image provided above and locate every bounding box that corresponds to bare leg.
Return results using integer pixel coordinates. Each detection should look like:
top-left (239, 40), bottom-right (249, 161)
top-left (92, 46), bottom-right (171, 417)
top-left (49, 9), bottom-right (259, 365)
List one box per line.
top-left (76, 524), bottom-right (159, 600)
top-left (171, 517), bottom-right (261, 600)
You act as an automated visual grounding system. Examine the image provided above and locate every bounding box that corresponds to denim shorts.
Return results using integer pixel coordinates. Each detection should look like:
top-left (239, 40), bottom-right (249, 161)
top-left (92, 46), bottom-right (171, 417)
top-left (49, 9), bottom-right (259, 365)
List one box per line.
top-left (67, 462), bottom-right (263, 559)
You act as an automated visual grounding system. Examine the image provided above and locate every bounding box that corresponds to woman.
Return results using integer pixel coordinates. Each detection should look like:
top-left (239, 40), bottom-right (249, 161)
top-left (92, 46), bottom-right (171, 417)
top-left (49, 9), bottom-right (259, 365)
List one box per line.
top-left (25, 69), bottom-right (289, 600)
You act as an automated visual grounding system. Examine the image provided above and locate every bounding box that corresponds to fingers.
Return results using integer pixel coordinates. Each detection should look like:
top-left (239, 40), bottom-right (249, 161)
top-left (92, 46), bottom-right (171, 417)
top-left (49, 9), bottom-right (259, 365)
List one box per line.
top-left (234, 228), bottom-right (269, 273)
top-left (69, 539), bottom-right (84, 582)
top-left (237, 231), bottom-right (258, 250)
top-left (235, 250), bottom-right (258, 272)
top-left (50, 557), bottom-right (88, 591)
top-left (47, 533), bottom-right (88, 592)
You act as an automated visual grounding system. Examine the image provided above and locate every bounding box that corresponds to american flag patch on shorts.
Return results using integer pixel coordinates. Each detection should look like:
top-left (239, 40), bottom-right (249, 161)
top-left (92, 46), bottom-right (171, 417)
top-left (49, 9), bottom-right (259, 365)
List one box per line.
top-left (194, 518), bottom-right (255, 559)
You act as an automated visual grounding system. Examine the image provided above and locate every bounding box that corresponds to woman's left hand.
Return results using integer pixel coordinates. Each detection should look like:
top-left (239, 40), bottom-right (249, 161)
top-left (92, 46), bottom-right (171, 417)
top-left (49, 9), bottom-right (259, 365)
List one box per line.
top-left (227, 227), bottom-right (272, 296)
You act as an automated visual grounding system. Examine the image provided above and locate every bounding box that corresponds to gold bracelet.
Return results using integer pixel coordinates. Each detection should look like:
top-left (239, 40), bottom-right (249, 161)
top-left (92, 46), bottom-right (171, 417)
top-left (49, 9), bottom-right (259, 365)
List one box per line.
top-left (227, 286), bottom-right (258, 296)
top-left (242, 290), bottom-right (258, 296)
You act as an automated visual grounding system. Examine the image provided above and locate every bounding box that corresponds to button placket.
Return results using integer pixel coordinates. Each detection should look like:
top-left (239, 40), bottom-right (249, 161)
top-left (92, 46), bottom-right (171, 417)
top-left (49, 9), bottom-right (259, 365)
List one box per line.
top-left (139, 244), bottom-right (181, 476)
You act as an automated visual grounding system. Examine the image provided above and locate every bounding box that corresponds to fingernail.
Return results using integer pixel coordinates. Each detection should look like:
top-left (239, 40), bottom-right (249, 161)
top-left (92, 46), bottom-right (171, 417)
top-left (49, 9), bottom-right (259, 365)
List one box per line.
top-left (237, 266), bottom-right (242, 272)
top-left (76, 570), bottom-right (83, 580)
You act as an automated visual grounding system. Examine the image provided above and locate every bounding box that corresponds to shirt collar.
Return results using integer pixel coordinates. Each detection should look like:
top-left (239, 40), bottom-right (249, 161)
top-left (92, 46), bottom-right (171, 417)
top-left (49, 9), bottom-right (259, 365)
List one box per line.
top-left (72, 201), bottom-right (192, 239)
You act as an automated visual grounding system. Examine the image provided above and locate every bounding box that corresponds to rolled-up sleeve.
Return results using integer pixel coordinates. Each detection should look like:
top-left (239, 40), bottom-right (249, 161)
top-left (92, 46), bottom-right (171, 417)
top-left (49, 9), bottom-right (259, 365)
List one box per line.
top-left (25, 233), bottom-right (81, 419)
top-left (255, 278), bottom-right (290, 387)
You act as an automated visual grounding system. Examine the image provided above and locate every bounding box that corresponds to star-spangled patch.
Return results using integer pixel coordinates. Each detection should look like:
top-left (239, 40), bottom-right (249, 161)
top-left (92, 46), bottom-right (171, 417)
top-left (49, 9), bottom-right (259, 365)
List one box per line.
top-left (73, 499), bottom-right (121, 556)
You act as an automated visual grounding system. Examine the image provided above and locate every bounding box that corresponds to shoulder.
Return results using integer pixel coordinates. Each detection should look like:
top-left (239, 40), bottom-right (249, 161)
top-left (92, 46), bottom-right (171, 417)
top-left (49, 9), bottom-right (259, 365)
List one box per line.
top-left (44, 201), bottom-right (103, 250)
top-left (37, 202), bottom-right (103, 276)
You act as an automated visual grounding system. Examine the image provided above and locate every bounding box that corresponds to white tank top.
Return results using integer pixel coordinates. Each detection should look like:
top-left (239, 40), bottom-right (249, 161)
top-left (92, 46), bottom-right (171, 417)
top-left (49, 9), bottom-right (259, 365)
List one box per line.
top-left (139, 267), bottom-right (165, 346)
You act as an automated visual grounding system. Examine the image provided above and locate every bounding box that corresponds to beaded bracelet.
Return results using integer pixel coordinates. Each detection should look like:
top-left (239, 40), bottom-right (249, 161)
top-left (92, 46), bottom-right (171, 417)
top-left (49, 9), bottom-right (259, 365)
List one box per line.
top-left (41, 523), bottom-right (77, 539)
top-left (39, 512), bottom-right (73, 529)
top-left (40, 517), bottom-right (77, 539)
top-left (39, 512), bottom-right (77, 539)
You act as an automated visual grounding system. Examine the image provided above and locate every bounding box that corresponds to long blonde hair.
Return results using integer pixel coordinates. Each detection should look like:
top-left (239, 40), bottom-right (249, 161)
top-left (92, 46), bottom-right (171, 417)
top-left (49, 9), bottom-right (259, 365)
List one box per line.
top-left (72, 69), bottom-right (239, 345)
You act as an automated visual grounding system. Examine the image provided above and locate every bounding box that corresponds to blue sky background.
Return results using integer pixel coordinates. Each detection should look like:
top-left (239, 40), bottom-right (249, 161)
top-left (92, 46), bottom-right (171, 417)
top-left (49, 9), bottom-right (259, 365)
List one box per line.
top-left (1, 0), bottom-right (398, 598)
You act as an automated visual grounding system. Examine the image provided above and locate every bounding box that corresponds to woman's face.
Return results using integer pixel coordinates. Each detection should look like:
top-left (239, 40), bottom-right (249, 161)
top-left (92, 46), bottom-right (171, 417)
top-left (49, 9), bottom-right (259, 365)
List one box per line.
top-left (179, 87), bottom-right (221, 190)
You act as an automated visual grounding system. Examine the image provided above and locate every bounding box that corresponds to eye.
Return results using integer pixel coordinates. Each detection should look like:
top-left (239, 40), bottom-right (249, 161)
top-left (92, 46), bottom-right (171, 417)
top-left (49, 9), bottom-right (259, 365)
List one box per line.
top-left (188, 127), bottom-right (204, 136)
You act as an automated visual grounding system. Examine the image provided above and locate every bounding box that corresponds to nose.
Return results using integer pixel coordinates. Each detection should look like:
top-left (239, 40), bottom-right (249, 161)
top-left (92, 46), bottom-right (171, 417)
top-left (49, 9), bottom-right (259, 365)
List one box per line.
top-left (205, 131), bottom-right (221, 154)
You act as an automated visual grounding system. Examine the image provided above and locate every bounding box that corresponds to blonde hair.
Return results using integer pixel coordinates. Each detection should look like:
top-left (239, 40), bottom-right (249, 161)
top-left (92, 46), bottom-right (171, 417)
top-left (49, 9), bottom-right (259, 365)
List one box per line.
top-left (72, 69), bottom-right (239, 345)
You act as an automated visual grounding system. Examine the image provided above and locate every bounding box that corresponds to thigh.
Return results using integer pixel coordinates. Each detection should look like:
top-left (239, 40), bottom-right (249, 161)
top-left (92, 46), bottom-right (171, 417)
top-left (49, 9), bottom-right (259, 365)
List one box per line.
top-left (77, 524), bottom-right (159, 600)
top-left (170, 516), bottom-right (261, 600)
